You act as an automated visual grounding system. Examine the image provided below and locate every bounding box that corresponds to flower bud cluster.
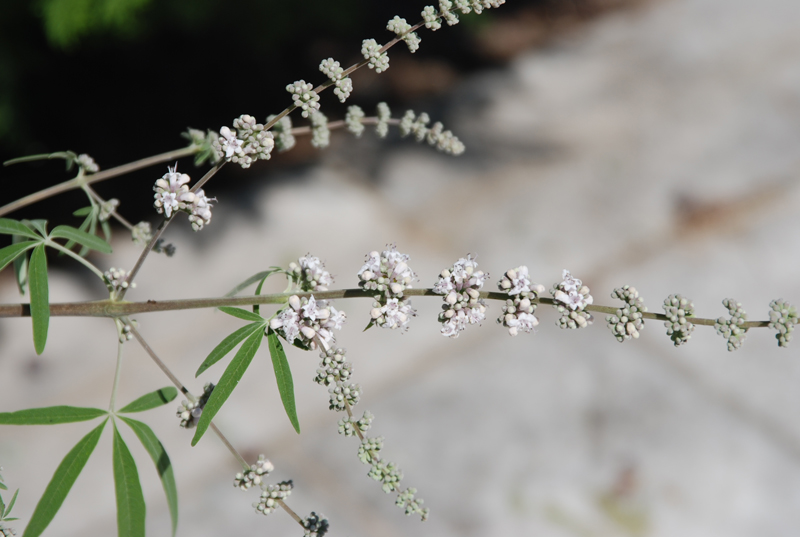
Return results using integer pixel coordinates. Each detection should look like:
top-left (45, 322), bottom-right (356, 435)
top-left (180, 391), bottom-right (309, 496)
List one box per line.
top-left (153, 165), bottom-right (215, 230)
top-left (286, 80), bottom-right (321, 118)
top-left (768, 299), bottom-right (797, 348)
top-left (361, 39), bottom-right (390, 73)
top-left (387, 16), bottom-right (421, 53)
top-left (254, 480), bottom-right (293, 516)
top-left (358, 436), bottom-right (384, 463)
top-left (338, 411), bottom-right (374, 437)
top-left (216, 115), bottom-right (275, 168)
top-left (606, 286), bottom-right (647, 342)
top-left (396, 487), bottom-right (429, 521)
top-left (663, 294), bottom-right (695, 346)
top-left (376, 102), bottom-right (392, 138)
top-left (346, 105), bottom-right (366, 137)
top-left (131, 221), bottom-right (152, 246)
top-left (433, 255), bottom-right (488, 338)
top-left (314, 347), bottom-right (352, 386)
top-left (176, 383), bottom-right (215, 429)
top-left (118, 321), bottom-right (133, 343)
top-left (715, 298), bottom-right (748, 351)
top-left (99, 198), bottom-right (119, 222)
top-left (433, 1), bottom-right (461, 26)
top-left (310, 111), bottom-right (330, 149)
top-left (269, 295), bottom-right (346, 350)
top-left (76, 153), bottom-right (99, 173)
top-left (104, 267), bottom-right (135, 296)
top-left (302, 512), bottom-right (329, 537)
top-left (319, 58), bottom-right (353, 103)
top-left (359, 245), bottom-right (417, 331)
top-left (369, 460), bottom-right (403, 493)
top-left (551, 270), bottom-right (594, 329)
top-left (496, 266), bottom-right (546, 336)
top-left (234, 455), bottom-right (274, 491)
top-left (328, 381), bottom-right (362, 411)
top-left (399, 109), bottom-right (466, 155)
top-left (421, 6), bottom-right (442, 30)
top-left (267, 115), bottom-right (296, 152)
top-left (288, 255), bottom-right (334, 292)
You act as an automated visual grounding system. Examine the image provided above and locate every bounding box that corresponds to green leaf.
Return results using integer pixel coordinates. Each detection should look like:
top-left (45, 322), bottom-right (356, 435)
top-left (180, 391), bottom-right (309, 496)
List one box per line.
top-left (28, 245), bottom-right (49, 355)
top-left (120, 417), bottom-right (178, 536)
top-left (23, 419), bottom-right (107, 537)
top-left (0, 406), bottom-right (106, 425)
top-left (224, 268), bottom-right (282, 298)
top-left (0, 219), bottom-right (41, 240)
top-left (0, 241), bottom-right (37, 274)
top-left (218, 306), bottom-right (264, 322)
top-left (0, 483), bottom-right (6, 491)
top-left (267, 330), bottom-right (300, 434)
top-left (112, 422), bottom-right (146, 537)
top-left (195, 322), bottom-right (263, 378)
top-left (24, 220), bottom-right (48, 238)
top-left (118, 387), bottom-right (178, 414)
top-left (4, 488), bottom-right (18, 518)
top-left (0, 489), bottom-right (5, 518)
top-left (49, 225), bottom-right (112, 254)
top-left (192, 328), bottom-right (264, 446)
top-left (12, 235), bottom-right (31, 295)
top-left (72, 207), bottom-right (92, 217)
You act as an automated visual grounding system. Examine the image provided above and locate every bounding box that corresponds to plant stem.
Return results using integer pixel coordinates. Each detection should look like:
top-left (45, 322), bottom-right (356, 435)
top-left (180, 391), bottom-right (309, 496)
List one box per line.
top-left (116, 216), bottom-right (171, 301)
top-left (108, 325), bottom-right (125, 412)
top-left (45, 240), bottom-right (106, 281)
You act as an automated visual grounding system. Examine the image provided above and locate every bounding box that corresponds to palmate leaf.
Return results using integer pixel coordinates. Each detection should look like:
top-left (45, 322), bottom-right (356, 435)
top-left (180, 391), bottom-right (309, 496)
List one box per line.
top-left (267, 330), bottom-right (300, 434)
top-left (120, 417), bottom-right (178, 536)
top-left (112, 422), bottom-right (146, 537)
top-left (28, 245), bottom-right (49, 355)
top-left (0, 406), bottom-right (106, 425)
top-left (195, 322), bottom-right (264, 378)
top-left (49, 225), bottom-right (112, 254)
top-left (23, 419), bottom-right (107, 537)
top-left (118, 387), bottom-right (178, 414)
top-left (192, 328), bottom-right (264, 446)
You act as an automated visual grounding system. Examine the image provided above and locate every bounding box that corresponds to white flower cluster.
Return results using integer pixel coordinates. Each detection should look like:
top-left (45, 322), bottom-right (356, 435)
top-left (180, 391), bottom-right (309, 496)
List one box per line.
top-left (131, 221), bottom-right (152, 246)
top-left (310, 111), bottom-right (330, 149)
top-left (104, 267), bottom-right (135, 297)
top-left (269, 295), bottom-right (346, 350)
top-left (606, 286), bottom-right (647, 342)
top-left (368, 460), bottom-right (403, 493)
top-left (345, 105), bottom-right (366, 137)
top-left (153, 165), bottom-right (215, 230)
top-left (768, 299), bottom-right (797, 348)
top-left (715, 298), bottom-right (748, 351)
top-left (376, 102), bottom-right (392, 138)
top-left (386, 16), bottom-right (421, 53)
top-left (214, 115), bottom-right (275, 169)
top-left (319, 58), bottom-right (353, 103)
top-left (358, 436), bottom-right (384, 463)
top-left (286, 80), bottom-right (320, 118)
top-left (497, 266), bottom-right (546, 336)
top-left (314, 347), bottom-right (353, 387)
top-left (328, 380), bottom-right (361, 411)
top-left (358, 245), bottom-right (417, 331)
top-left (663, 294), bottom-right (695, 346)
top-left (99, 198), bottom-right (119, 222)
top-left (361, 39), bottom-right (390, 73)
top-left (551, 269), bottom-right (594, 329)
top-left (338, 410), bottom-right (374, 437)
top-left (117, 321), bottom-right (133, 343)
top-left (302, 512), bottom-right (329, 537)
top-left (399, 110), bottom-right (465, 155)
top-left (76, 153), bottom-right (99, 173)
top-left (421, 6), bottom-right (442, 30)
top-left (433, 255), bottom-right (488, 338)
top-left (288, 255), bottom-right (333, 292)
top-left (254, 480), bottom-right (293, 516)
top-left (234, 455), bottom-right (275, 491)
top-left (176, 383), bottom-right (215, 429)
top-left (396, 487), bottom-right (429, 521)
top-left (267, 115), bottom-right (296, 152)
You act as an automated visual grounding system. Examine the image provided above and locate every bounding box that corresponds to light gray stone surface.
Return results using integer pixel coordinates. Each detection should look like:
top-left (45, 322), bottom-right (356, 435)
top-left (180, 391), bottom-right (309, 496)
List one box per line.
top-left (2, 0), bottom-right (800, 535)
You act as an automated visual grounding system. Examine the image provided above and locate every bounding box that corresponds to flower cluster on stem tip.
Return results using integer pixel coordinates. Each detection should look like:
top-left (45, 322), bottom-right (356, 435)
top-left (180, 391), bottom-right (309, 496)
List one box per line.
top-left (310, 111), bottom-right (330, 149)
top-left (153, 165), bottom-right (215, 230)
top-left (399, 110), bottom-right (465, 155)
top-left (496, 266), bottom-right (546, 336)
top-left (76, 153), bottom-right (99, 173)
top-left (98, 198), bottom-right (119, 222)
top-left (319, 58), bottom-right (353, 103)
top-left (345, 106), bottom-right (366, 138)
top-left (768, 299), bottom-right (797, 348)
top-left (433, 255), bottom-right (488, 338)
top-left (213, 115), bottom-right (275, 169)
top-left (606, 286), bottom-right (647, 342)
top-left (286, 80), bottom-right (320, 118)
top-left (234, 455), bottom-right (275, 491)
top-left (663, 294), bottom-right (695, 346)
top-left (314, 347), bottom-right (353, 387)
top-left (361, 39), bottom-right (390, 73)
top-left (376, 102), bottom-right (391, 138)
top-left (269, 296), bottom-right (346, 350)
top-left (254, 480), bottom-right (293, 516)
top-left (131, 221), bottom-right (152, 246)
top-left (551, 270), bottom-right (594, 329)
top-left (359, 245), bottom-right (417, 330)
top-left (176, 382), bottom-right (215, 429)
top-left (288, 255), bottom-right (334, 291)
top-left (387, 16), bottom-right (421, 53)
top-left (302, 512), bottom-right (329, 537)
top-left (715, 298), bottom-right (748, 351)
top-left (397, 487), bottom-right (429, 521)
top-left (104, 267), bottom-right (135, 297)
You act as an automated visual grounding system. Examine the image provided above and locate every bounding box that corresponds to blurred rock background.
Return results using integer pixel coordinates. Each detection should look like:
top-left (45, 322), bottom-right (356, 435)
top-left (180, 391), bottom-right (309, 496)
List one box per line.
top-left (1, 0), bottom-right (800, 536)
